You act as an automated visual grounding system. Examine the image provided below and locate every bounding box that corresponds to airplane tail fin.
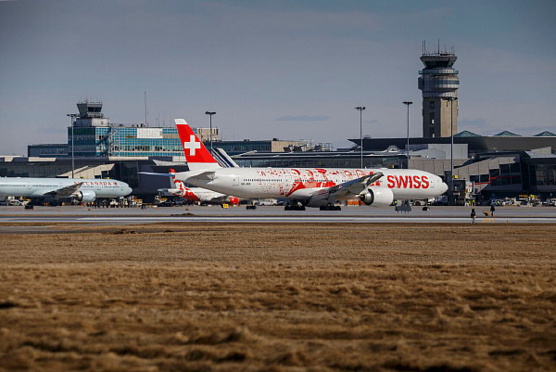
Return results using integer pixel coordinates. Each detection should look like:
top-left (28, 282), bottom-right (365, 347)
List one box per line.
top-left (169, 168), bottom-right (187, 192)
top-left (212, 147), bottom-right (239, 168)
top-left (163, 168), bottom-right (188, 197)
top-left (168, 168), bottom-right (177, 188)
top-left (175, 119), bottom-right (221, 172)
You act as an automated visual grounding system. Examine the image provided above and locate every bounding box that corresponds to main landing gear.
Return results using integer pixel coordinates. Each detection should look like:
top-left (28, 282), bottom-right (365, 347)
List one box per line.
top-left (284, 203), bottom-right (306, 211)
top-left (319, 204), bottom-right (341, 211)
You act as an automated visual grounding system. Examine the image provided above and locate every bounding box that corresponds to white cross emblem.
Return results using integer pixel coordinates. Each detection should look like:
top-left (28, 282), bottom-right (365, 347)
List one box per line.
top-left (183, 135), bottom-right (201, 156)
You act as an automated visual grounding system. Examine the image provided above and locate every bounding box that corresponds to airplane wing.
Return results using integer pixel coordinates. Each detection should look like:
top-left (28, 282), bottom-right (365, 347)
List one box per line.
top-left (44, 182), bottom-right (84, 197)
top-left (311, 172), bottom-right (384, 200)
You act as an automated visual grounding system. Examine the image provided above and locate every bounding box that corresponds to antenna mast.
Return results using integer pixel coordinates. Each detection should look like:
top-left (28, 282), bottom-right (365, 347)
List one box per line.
top-left (144, 91), bottom-right (148, 127)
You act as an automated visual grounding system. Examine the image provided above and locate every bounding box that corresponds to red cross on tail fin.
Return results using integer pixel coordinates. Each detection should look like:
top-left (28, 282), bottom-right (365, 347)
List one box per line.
top-left (175, 119), bottom-right (221, 172)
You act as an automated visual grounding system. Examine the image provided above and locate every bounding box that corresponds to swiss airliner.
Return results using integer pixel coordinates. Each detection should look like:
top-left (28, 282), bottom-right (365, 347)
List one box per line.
top-left (174, 119), bottom-right (448, 210)
top-left (0, 177), bottom-right (132, 205)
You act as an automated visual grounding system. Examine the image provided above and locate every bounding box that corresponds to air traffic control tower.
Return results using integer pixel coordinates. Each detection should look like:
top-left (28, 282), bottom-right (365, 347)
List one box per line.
top-left (418, 43), bottom-right (459, 138)
top-left (75, 100), bottom-right (109, 127)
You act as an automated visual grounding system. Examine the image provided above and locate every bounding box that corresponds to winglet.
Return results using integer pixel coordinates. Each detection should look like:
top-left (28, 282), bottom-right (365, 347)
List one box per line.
top-left (175, 118), bottom-right (221, 172)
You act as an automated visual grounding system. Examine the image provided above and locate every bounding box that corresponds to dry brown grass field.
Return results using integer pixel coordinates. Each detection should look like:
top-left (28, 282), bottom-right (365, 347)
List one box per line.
top-left (0, 223), bottom-right (555, 371)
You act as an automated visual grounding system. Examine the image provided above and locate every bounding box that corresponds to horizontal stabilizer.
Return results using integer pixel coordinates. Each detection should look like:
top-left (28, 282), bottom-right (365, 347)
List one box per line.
top-left (186, 170), bottom-right (217, 181)
top-left (139, 172), bottom-right (175, 177)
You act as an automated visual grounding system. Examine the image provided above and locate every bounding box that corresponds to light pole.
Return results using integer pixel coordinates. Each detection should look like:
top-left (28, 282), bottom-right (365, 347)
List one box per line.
top-left (403, 101), bottom-right (413, 167)
top-left (67, 113), bottom-right (79, 178)
top-left (355, 106), bottom-right (365, 168)
top-left (447, 97), bottom-right (458, 205)
top-left (205, 111), bottom-right (216, 151)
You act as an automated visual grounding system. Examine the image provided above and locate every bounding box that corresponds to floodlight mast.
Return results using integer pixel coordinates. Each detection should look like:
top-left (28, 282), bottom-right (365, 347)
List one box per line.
top-left (205, 111), bottom-right (216, 151)
top-left (355, 106), bottom-right (366, 168)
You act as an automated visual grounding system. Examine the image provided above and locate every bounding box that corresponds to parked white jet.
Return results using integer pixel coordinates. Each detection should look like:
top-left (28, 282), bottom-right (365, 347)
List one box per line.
top-left (158, 170), bottom-right (240, 205)
top-left (0, 177), bottom-right (132, 204)
top-left (174, 119), bottom-right (448, 210)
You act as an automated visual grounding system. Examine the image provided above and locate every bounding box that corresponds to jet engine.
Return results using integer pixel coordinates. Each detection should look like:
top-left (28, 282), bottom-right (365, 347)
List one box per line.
top-left (227, 196), bottom-right (240, 205)
top-left (358, 187), bottom-right (394, 207)
top-left (74, 190), bottom-right (96, 203)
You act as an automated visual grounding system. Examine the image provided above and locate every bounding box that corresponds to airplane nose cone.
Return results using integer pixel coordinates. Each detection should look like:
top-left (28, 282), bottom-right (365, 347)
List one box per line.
top-left (440, 181), bottom-right (448, 194)
top-left (124, 186), bottom-right (133, 195)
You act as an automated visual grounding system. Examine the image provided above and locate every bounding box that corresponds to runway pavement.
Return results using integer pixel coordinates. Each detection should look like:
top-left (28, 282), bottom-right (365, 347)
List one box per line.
top-left (1, 204), bottom-right (555, 226)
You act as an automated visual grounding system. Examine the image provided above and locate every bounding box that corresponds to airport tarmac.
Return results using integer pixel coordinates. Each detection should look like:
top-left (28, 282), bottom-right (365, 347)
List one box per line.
top-left (0, 204), bottom-right (555, 226)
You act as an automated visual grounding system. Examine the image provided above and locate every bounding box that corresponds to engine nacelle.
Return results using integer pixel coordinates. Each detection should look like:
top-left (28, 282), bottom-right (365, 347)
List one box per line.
top-left (227, 196), bottom-right (240, 205)
top-left (358, 187), bottom-right (394, 208)
top-left (75, 190), bottom-right (96, 203)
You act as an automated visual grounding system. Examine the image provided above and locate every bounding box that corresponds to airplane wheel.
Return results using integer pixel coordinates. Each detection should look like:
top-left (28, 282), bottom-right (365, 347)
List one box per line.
top-left (320, 204), bottom-right (341, 211)
top-left (286, 204), bottom-right (305, 211)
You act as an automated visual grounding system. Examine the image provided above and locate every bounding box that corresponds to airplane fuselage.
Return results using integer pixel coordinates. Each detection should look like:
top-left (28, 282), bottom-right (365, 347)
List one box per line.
top-left (182, 187), bottom-right (229, 203)
top-left (172, 119), bottom-right (448, 208)
top-left (0, 177), bottom-right (132, 200)
top-left (180, 167), bottom-right (446, 201)
top-left (159, 185), bottom-right (229, 203)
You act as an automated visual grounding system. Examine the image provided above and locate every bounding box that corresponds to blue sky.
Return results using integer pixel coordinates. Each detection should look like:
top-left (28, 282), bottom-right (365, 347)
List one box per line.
top-left (1, 0), bottom-right (555, 155)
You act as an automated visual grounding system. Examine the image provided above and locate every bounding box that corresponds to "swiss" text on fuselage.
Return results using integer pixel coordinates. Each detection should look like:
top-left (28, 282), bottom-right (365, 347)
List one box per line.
top-left (386, 175), bottom-right (430, 189)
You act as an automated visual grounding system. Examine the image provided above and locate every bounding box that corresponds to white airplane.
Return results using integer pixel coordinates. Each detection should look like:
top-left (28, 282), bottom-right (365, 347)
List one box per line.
top-left (173, 119), bottom-right (448, 210)
top-left (0, 177), bottom-right (132, 205)
top-left (158, 169), bottom-right (240, 205)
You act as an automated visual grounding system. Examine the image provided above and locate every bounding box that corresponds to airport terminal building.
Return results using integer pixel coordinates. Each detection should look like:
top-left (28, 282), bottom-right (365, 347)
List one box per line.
top-left (2, 99), bottom-right (555, 203)
top-left (3, 115), bottom-right (556, 203)
top-left (28, 101), bottom-right (185, 158)
top-left (3, 46), bottom-right (556, 204)
top-left (3, 101), bottom-right (331, 201)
